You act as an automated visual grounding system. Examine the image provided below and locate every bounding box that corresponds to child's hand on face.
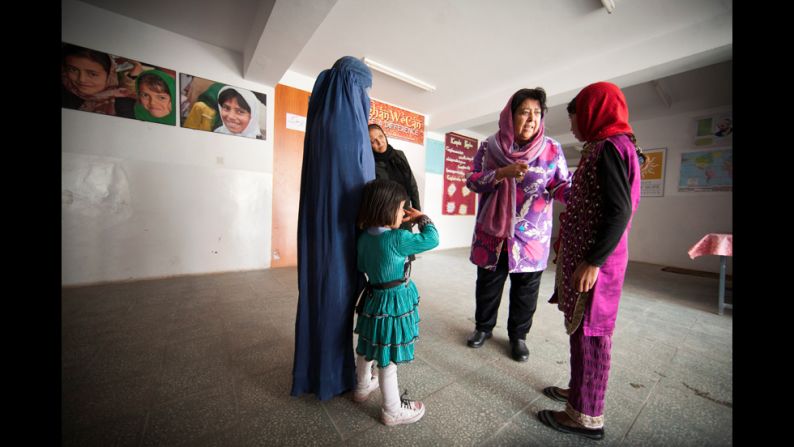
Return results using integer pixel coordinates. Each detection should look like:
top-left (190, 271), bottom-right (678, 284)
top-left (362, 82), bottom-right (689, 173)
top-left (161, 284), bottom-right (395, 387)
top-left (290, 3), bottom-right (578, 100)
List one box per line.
top-left (402, 207), bottom-right (424, 222)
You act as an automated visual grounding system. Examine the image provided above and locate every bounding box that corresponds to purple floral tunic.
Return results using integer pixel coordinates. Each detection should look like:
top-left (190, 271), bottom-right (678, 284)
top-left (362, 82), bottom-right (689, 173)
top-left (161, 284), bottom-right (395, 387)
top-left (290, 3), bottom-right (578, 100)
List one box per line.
top-left (466, 137), bottom-right (571, 272)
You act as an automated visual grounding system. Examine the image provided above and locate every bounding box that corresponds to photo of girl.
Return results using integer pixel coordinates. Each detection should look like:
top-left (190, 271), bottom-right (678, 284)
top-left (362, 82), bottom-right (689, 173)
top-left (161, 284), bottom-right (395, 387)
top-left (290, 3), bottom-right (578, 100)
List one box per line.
top-left (61, 42), bottom-right (177, 126)
top-left (180, 73), bottom-right (267, 140)
top-left (61, 42), bottom-right (136, 116)
top-left (214, 86), bottom-right (263, 139)
top-left (134, 70), bottom-right (176, 125)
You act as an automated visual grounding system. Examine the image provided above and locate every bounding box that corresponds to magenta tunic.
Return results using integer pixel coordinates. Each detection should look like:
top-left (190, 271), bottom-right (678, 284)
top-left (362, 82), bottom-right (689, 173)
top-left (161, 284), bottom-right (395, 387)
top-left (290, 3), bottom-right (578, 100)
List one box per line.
top-left (557, 134), bottom-right (641, 337)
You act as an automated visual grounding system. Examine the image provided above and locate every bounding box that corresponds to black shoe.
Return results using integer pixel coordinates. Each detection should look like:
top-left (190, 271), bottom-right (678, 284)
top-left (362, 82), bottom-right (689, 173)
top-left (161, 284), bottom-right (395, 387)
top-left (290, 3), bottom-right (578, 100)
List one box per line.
top-left (466, 330), bottom-right (492, 348)
top-left (510, 339), bottom-right (529, 362)
top-left (543, 386), bottom-right (568, 403)
top-left (537, 410), bottom-right (605, 440)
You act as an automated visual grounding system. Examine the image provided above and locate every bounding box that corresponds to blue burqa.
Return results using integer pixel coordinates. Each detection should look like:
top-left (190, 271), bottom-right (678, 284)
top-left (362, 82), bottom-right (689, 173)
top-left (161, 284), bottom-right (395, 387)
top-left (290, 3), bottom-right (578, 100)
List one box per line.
top-left (291, 56), bottom-right (376, 400)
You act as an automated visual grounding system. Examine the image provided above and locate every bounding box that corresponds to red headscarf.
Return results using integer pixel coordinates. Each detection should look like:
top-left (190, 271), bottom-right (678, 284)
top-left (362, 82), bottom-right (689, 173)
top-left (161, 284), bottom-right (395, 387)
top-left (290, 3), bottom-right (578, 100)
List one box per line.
top-left (574, 82), bottom-right (633, 142)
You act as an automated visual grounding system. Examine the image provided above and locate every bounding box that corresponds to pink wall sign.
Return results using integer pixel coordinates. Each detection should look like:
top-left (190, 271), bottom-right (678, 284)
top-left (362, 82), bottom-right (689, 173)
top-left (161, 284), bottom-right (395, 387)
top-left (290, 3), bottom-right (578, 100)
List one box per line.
top-left (443, 132), bottom-right (478, 215)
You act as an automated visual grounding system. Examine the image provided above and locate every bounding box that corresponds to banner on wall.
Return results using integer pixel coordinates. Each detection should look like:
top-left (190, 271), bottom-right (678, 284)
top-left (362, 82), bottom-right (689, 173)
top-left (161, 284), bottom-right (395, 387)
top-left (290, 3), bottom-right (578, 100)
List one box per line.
top-left (640, 147), bottom-right (667, 197)
top-left (61, 42), bottom-right (177, 126)
top-left (443, 132), bottom-right (478, 215)
top-left (369, 99), bottom-right (425, 144)
top-left (180, 74), bottom-right (267, 140)
top-left (678, 148), bottom-right (732, 192)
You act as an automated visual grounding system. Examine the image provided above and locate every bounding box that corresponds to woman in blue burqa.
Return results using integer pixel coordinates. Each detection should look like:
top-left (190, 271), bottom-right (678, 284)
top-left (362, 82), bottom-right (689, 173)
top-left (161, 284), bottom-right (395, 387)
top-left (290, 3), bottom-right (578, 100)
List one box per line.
top-left (291, 56), bottom-right (376, 400)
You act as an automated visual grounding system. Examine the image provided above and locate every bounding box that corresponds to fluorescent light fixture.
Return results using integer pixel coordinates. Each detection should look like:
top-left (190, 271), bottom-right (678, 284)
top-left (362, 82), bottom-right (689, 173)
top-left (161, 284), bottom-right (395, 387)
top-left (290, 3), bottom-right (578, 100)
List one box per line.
top-left (362, 57), bottom-right (436, 92)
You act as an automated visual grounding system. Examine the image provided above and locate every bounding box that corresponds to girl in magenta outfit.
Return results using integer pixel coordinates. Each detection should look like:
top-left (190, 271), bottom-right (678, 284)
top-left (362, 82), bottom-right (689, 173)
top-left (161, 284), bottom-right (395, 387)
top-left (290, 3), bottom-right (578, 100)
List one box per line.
top-left (465, 88), bottom-right (571, 361)
top-left (538, 82), bottom-right (645, 440)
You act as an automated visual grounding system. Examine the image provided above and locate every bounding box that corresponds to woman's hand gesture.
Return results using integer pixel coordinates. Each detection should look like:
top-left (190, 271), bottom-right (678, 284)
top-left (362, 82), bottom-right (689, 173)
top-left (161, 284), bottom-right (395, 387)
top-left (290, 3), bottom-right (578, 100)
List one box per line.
top-left (496, 162), bottom-right (529, 181)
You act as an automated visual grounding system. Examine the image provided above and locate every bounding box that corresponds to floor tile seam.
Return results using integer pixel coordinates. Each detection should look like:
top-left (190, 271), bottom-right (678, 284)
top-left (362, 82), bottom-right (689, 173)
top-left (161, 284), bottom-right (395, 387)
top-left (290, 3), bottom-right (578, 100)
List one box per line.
top-left (617, 349), bottom-right (669, 445)
top-left (319, 399), bottom-right (346, 444)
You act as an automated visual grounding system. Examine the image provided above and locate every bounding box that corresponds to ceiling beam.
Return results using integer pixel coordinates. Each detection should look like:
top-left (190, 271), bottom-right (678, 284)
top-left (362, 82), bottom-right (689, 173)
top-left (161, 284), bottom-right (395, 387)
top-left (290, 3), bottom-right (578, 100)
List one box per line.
top-left (652, 80), bottom-right (672, 108)
top-left (243, 0), bottom-right (338, 86)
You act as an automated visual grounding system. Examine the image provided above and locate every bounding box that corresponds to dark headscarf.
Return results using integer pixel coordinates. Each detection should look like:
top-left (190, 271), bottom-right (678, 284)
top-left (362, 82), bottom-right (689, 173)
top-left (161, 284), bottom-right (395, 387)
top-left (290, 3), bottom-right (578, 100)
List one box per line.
top-left (373, 144), bottom-right (414, 192)
top-left (369, 124), bottom-right (415, 203)
top-left (292, 56), bottom-right (376, 401)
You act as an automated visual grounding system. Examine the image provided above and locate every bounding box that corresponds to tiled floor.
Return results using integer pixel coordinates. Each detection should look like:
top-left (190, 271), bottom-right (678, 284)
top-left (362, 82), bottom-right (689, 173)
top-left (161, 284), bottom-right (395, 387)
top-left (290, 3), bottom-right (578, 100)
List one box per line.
top-left (62, 247), bottom-right (732, 446)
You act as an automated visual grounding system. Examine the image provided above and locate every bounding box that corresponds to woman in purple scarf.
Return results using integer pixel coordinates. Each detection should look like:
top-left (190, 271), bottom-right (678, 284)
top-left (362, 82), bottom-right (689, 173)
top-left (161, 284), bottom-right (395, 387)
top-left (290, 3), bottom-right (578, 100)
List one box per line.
top-left (538, 82), bottom-right (645, 440)
top-left (465, 88), bottom-right (571, 361)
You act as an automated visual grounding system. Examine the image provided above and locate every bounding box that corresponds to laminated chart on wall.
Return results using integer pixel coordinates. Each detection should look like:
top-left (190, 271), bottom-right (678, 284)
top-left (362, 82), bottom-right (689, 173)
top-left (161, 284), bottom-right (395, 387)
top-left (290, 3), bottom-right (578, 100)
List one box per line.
top-left (443, 133), bottom-right (478, 215)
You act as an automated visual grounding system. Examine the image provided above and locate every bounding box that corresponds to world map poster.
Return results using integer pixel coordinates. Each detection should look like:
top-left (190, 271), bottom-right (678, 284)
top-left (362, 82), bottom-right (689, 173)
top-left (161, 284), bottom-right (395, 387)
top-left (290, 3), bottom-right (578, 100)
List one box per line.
top-left (678, 148), bottom-right (732, 192)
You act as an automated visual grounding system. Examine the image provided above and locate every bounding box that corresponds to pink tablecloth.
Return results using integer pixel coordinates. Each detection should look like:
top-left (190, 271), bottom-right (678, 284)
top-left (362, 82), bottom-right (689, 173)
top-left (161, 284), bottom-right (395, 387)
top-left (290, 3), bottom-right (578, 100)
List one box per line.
top-left (688, 233), bottom-right (732, 259)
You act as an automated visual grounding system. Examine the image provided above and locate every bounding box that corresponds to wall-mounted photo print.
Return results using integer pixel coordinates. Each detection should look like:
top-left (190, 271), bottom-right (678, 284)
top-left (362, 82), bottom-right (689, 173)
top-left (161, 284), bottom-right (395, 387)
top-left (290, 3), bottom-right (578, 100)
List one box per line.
top-left (640, 147), bottom-right (667, 197)
top-left (693, 111), bottom-right (732, 147)
top-left (180, 74), bottom-right (267, 140)
top-left (61, 42), bottom-right (177, 126)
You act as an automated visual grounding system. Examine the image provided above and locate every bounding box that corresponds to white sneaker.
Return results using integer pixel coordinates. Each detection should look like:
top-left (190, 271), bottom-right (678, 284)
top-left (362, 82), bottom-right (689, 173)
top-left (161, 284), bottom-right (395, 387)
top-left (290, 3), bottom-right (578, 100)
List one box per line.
top-left (381, 391), bottom-right (426, 426)
top-left (352, 375), bottom-right (379, 402)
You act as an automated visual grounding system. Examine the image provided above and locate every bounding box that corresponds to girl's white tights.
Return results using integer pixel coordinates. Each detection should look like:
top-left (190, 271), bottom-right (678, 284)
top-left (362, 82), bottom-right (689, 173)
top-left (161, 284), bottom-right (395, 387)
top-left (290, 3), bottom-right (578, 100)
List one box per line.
top-left (355, 355), bottom-right (375, 388)
top-left (355, 355), bottom-right (400, 414)
top-left (379, 363), bottom-right (400, 414)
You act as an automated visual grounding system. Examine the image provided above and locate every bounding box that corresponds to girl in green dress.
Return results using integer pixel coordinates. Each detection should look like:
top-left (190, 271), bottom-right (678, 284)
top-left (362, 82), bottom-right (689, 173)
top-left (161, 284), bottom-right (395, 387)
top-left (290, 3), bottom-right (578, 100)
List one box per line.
top-left (353, 179), bottom-right (439, 426)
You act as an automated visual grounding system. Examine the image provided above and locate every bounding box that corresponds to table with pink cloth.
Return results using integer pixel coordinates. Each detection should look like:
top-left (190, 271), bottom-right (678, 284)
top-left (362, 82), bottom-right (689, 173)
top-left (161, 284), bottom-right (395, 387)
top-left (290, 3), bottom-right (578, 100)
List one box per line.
top-left (688, 233), bottom-right (732, 315)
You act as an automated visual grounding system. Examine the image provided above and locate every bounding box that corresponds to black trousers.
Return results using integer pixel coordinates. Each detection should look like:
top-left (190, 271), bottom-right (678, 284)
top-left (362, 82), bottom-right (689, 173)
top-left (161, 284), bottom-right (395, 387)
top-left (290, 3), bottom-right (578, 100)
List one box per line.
top-left (474, 253), bottom-right (543, 340)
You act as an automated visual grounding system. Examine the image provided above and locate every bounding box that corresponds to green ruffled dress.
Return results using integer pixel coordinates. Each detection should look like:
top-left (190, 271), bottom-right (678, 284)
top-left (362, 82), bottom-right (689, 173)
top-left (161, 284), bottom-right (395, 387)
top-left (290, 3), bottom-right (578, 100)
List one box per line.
top-left (354, 221), bottom-right (439, 367)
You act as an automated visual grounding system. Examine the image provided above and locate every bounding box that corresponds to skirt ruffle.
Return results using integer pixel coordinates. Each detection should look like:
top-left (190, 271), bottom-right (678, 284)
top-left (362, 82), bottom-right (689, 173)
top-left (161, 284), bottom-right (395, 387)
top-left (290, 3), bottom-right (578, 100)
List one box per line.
top-left (354, 281), bottom-right (421, 367)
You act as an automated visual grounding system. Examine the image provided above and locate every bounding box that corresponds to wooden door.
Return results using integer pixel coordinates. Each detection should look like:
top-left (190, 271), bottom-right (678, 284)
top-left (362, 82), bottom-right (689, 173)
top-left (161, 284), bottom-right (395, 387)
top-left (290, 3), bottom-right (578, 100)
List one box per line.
top-left (271, 83), bottom-right (310, 267)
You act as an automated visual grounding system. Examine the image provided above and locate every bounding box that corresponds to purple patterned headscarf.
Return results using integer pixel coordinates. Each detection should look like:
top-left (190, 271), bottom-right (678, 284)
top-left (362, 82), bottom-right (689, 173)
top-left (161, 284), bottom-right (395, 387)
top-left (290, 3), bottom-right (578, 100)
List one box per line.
top-left (476, 93), bottom-right (548, 238)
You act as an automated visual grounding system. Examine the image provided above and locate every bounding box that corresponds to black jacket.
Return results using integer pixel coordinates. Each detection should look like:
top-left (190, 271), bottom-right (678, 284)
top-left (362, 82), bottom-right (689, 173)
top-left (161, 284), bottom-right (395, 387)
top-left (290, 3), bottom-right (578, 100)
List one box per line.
top-left (373, 145), bottom-right (421, 210)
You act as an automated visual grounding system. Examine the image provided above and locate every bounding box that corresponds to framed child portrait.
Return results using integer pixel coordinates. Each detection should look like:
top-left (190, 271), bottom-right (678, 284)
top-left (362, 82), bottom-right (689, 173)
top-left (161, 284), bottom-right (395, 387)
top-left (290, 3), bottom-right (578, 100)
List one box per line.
top-left (180, 74), bottom-right (267, 140)
top-left (61, 42), bottom-right (177, 126)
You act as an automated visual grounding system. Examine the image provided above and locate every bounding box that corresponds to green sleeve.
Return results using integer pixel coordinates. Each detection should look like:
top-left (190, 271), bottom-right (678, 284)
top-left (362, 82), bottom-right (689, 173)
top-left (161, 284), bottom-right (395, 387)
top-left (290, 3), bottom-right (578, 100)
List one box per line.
top-left (395, 224), bottom-right (439, 257)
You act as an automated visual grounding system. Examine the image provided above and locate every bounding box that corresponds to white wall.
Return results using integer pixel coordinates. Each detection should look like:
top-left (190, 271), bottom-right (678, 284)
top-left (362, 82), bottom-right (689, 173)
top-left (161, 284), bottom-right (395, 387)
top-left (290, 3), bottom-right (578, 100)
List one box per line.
top-left (629, 107), bottom-right (732, 274)
top-left (423, 130), bottom-right (482, 250)
top-left (62, 0), bottom-right (275, 285)
top-left (551, 106), bottom-right (732, 274)
top-left (397, 140), bottom-right (426, 212)
top-left (279, 70), bottom-right (316, 92)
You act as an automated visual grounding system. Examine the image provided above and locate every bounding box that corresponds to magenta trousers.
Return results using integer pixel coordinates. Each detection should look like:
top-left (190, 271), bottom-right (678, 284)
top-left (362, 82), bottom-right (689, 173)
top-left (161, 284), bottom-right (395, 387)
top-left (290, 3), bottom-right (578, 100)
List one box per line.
top-left (566, 324), bottom-right (612, 427)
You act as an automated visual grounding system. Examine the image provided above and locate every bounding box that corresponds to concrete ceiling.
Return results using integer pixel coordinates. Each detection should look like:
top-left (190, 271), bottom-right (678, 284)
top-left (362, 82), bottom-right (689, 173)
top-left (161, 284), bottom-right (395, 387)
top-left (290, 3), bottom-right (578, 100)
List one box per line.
top-left (75, 0), bottom-right (733, 137)
top-left (486, 59), bottom-right (733, 149)
top-left (79, 0), bottom-right (270, 54)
